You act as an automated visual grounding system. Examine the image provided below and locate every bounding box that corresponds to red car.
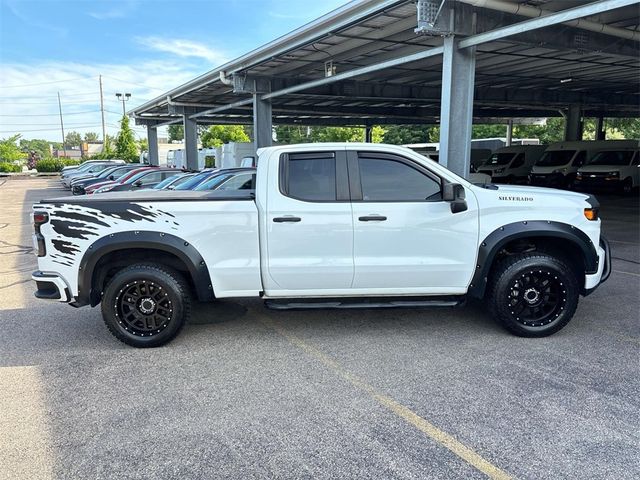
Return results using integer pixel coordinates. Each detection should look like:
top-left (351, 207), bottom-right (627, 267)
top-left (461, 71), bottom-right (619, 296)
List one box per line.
top-left (84, 167), bottom-right (157, 194)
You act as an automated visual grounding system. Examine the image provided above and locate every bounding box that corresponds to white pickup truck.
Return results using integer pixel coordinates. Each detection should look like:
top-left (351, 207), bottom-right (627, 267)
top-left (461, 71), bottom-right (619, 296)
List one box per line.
top-left (32, 143), bottom-right (610, 347)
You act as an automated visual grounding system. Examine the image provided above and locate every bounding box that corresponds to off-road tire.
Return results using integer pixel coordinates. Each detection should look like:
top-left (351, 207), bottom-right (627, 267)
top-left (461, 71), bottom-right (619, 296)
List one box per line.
top-left (101, 263), bottom-right (191, 348)
top-left (487, 253), bottom-right (579, 337)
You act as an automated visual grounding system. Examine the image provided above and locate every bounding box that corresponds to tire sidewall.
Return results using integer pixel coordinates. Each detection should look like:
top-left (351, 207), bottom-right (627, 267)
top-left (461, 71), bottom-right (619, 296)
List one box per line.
top-left (491, 255), bottom-right (579, 337)
top-left (101, 266), bottom-right (187, 347)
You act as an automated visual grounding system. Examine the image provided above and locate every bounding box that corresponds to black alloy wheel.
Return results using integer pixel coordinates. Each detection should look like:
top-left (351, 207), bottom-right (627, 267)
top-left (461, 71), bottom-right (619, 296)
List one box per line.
top-left (488, 253), bottom-right (579, 337)
top-left (101, 264), bottom-right (191, 347)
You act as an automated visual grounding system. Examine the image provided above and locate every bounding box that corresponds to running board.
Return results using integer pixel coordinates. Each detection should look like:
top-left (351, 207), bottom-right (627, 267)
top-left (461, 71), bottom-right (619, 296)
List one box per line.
top-left (264, 296), bottom-right (465, 310)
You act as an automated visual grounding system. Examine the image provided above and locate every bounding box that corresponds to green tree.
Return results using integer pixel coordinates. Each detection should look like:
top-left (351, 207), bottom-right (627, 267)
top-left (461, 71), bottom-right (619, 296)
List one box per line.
top-left (308, 126), bottom-right (363, 142)
top-left (514, 117), bottom-right (565, 144)
top-left (20, 138), bottom-right (59, 159)
top-left (274, 125), bottom-right (311, 143)
top-left (84, 132), bottom-right (99, 142)
top-left (114, 116), bottom-right (139, 162)
top-left (200, 125), bottom-right (250, 148)
top-left (137, 137), bottom-right (149, 153)
top-left (168, 124), bottom-right (184, 142)
top-left (0, 135), bottom-right (26, 162)
top-left (65, 131), bottom-right (83, 147)
top-left (371, 125), bottom-right (386, 143)
top-left (382, 125), bottom-right (438, 145)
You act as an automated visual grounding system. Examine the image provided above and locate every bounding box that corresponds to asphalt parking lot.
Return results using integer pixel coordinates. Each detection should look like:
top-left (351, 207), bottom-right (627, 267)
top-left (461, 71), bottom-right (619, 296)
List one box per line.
top-left (1, 177), bottom-right (638, 480)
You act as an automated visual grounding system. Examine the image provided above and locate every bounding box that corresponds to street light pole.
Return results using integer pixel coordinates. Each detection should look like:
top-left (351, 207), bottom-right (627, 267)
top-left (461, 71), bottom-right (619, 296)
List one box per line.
top-left (115, 92), bottom-right (131, 117)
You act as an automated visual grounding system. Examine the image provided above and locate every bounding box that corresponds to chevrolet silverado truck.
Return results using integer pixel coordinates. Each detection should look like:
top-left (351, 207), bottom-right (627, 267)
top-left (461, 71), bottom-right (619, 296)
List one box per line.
top-left (31, 143), bottom-right (610, 347)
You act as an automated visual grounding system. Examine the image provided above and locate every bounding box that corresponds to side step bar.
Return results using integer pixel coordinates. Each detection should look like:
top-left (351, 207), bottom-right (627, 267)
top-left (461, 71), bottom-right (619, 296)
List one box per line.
top-left (264, 296), bottom-right (465, 310)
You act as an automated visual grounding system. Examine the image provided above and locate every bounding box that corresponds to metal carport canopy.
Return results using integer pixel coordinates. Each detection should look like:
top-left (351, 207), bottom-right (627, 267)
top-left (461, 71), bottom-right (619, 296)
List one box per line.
top-left (131, 0), bottom-right (640, 173)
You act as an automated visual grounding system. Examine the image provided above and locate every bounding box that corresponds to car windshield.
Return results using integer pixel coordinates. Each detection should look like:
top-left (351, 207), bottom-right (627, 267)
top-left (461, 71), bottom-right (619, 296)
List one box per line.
top-left (170, 174), bottom-right (196, 188)
top-left (152, 174), bottom-right (183, 189)
top-left (536, 150), bottom-right (576, 167)
top-left (172, 171), bottom-right (217, 190)
top-left (486, 153), bottom-right (514, 166)
top-left (587, 150), bottom-right (635, 166)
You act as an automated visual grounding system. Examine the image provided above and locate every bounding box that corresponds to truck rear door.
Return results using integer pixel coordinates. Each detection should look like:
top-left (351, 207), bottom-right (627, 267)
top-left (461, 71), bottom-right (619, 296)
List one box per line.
top-left (263, 149), bottom-right (354, 291)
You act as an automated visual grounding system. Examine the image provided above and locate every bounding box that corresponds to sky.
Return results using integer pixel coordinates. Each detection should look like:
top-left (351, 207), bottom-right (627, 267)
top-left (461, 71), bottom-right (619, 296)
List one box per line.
top-left (0, 0), bottom-right (349, 142)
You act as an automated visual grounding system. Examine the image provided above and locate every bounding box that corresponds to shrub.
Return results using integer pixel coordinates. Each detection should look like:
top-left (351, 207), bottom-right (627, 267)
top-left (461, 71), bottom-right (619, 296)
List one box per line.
top-left (204, 155), bottom-right (216, 168)
top-left (35, 158), bottom-right (81, 172)
top-left (0, 162), bottom-right (22, 173)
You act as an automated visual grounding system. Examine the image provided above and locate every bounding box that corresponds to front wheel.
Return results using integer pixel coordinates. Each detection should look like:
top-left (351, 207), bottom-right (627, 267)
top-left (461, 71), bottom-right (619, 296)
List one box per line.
top-left (487, 253), bottom-right (579, 337)
top-left (101, 264), bottom-right (191, 347)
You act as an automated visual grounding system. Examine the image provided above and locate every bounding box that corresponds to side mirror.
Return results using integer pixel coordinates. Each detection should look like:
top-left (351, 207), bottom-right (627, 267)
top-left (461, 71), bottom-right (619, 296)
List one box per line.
top-left (134, 180), bottom-right (143, 187)
top-left (443, 182), bottom-right (467, 213)
top-left (108, 175), bottom-right (114, 180)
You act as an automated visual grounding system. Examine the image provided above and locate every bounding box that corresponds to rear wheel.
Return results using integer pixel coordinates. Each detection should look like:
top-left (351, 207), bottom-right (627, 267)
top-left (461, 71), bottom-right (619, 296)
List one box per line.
top-left (487, 253), bottom-right (579, 337)
top-left (101, 264), bottom-right (191, 347)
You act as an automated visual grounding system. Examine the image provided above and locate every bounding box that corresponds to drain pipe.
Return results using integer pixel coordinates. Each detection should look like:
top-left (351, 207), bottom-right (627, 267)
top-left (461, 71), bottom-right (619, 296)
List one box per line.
top-left (459, 0), bottom-right (639, 41)
top-left (219, 71), bottom-right (234, 85)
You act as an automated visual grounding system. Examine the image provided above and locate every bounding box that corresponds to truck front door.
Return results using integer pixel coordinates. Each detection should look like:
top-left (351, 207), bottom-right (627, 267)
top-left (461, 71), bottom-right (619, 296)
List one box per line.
top-left (348, 151), bottom-right (479, 293)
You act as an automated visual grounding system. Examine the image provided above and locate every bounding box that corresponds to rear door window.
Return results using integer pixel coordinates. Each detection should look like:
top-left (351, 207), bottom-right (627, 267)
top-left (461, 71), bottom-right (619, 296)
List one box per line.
top-left (281, 153), bottom-right (337, 201)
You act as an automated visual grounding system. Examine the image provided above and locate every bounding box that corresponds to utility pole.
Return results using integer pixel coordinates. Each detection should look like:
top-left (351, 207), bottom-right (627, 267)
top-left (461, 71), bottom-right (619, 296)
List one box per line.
top-left (57, 92), bottom-right (66, 158)
top-left (99, 75), bottom-right (106, 143)
top-left (115, 92), bottom-right (131, 117)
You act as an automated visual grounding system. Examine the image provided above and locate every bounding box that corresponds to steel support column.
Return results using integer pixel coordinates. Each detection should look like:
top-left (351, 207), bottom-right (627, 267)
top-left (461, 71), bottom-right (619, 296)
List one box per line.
top-left (365, 125), bottom-right (373, 143)
top-left (565, 105), bottom-right (583, 141)
top-left (253, 94), bottom-right (272, 150)
top-left (595, 116), bottom-right (606, 140)
top-left (506, 119), bottom-right (513, 147)
top-left (439, 36), bottom-right (476, 178)
top-left (183, 115), bottom-right (199, 170)
top-left (147, 126), bottom-right (159, 165)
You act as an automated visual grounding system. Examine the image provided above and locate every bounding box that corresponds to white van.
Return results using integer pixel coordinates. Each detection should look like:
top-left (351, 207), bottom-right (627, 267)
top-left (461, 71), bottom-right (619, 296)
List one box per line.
top-left (478, 145), bottom-right (547, 184)
top-left (529, 140), bottom-right (638, 188)
top-left (575, 145), bottom-right (639, 194)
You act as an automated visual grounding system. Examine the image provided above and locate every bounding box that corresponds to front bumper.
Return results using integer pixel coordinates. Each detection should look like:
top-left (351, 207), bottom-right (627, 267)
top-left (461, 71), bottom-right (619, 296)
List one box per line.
top-left (574, 176), bottom-right (621, 191)
top-left (32, 271), bottom-right (71, 302)
top-left (584, 237), bottom-right (611, 295)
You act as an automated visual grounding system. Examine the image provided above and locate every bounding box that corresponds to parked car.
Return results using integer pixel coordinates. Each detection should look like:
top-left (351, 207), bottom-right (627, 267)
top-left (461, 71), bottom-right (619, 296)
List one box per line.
top-left (61, 161), bottom-right (123, 187)
top-left (85, 167), bottom-right (156, 195)
top-left (478, 145), bottom-right (547, 184)
top-left (95, 168), bottom-right (178, 193)
top-left (574, 148), bottom-right (639, 194)
top-left (32, 143), bottom-right (609, 348)
top-left (193, 169), bottom-right (256, 191)
top-left (71, 164), bottom-right (147, 195)
top-left (150, 172), bottom-right (197, 190)
top-left (529, 140), bottom-right (638, 188)
top-left (169, 169), bottom-right (219, 190)
top-left (60, 159), bottom-right (125, 175)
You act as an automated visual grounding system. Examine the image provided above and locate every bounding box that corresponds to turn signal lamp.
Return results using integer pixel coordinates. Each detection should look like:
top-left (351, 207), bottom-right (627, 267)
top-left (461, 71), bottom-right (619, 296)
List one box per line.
top-left (584, 208), bottom-right (599, 221)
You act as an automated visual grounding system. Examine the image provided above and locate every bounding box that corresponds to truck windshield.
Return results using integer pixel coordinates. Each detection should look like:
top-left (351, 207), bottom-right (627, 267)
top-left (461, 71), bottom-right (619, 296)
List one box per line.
top-left (486, 153), bottom-right (514, 166)
top-left (536, 150), bottom-right (575, 167)
top-left (587, 150), bottom-right (635, 166)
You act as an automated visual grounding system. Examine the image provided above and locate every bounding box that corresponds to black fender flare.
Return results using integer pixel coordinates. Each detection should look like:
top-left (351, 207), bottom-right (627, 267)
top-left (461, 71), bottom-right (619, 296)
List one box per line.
top-left (468, 220), bottom-right (599, 299)
top-left (75, 231), bottom-right (214, 306)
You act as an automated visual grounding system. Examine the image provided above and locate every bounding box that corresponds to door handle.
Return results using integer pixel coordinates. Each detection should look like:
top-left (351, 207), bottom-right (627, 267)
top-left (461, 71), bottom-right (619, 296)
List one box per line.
top-left (273, 216), bottom-right (301, 223)
top-left (358, 215), bottom-right (387, 222)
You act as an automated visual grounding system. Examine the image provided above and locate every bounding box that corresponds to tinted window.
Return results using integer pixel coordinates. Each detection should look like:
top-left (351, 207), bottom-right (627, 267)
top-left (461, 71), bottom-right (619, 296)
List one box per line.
top-left (511, 153), bottom-right (525, 168)
top-left (218, 173), bottom-right (255, 191)
top-left (537, 150), bottom-right (576, 167)
top-left (136, 171), bottom-right (165, 185)
top-left (285, 155), bottom-right (336, 201)
top-left (486, 153), bottom-right (514, 166)
top-left (572, 150), bottom-right (587, 166)
top-left (358, 157), bottom-right (441, 201)
top-left (587, 150), bottom-right (635, 166)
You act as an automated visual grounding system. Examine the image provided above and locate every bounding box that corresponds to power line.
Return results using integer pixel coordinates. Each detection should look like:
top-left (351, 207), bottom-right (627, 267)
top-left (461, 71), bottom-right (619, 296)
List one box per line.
top-left (0, 76), bottom-right (97, 88)
top-left (0, 110), bottom-right (102, 117)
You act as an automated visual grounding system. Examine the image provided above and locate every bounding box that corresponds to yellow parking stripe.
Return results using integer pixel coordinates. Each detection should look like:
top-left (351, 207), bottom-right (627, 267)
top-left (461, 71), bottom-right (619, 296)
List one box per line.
top-left (258, 316), bottom-right (512, 480)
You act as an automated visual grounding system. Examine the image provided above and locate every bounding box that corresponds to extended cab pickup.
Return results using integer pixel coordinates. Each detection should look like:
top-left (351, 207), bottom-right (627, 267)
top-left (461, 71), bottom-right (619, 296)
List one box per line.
top-left (32, 143), bottom-right (610, 347)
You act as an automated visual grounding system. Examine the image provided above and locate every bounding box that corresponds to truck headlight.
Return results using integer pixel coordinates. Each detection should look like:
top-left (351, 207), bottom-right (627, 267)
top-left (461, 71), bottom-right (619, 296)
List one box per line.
top-left (552, 168), bottom-right (567, 174)
top-left (576, 172), bottom-right (583, 180)
top-left (605, 171), bottom-right (619, 181)
top-left (495, 168), bottom-right (505, 174)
